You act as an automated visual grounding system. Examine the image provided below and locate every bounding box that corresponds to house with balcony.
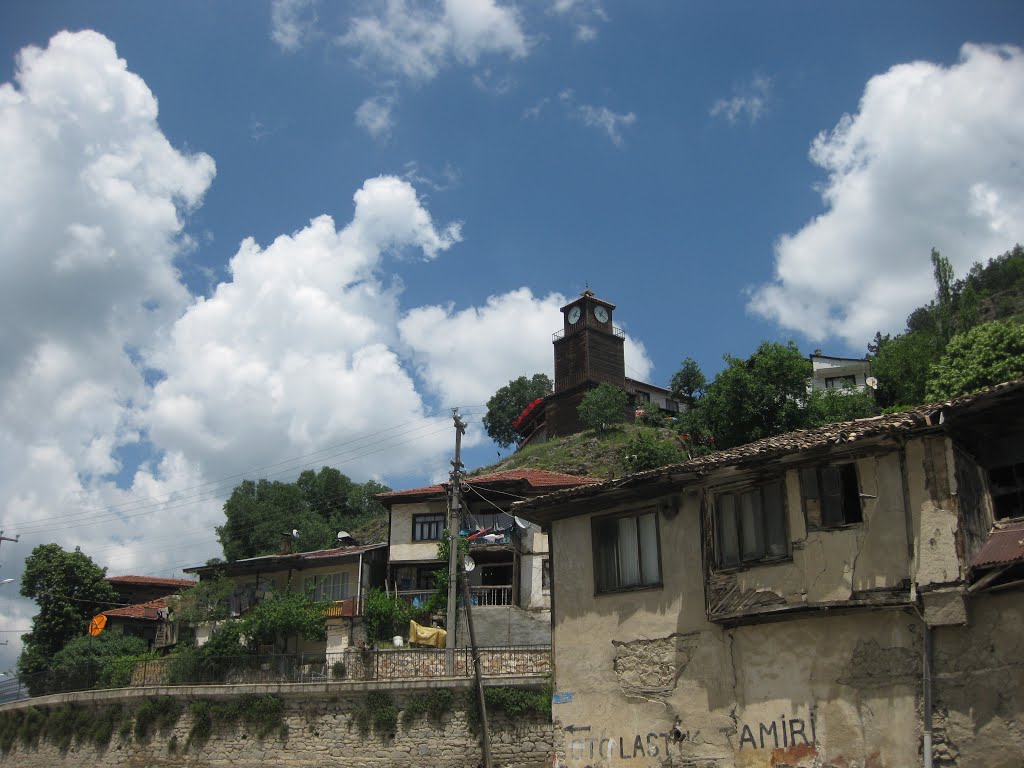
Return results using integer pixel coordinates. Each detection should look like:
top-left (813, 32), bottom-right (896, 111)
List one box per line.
top-left (377, 469), bottom-right (600, 645)
top-left (183, 542), bottom-right (387, 654)
top-left (514, 380), bottom-right (1024, 768)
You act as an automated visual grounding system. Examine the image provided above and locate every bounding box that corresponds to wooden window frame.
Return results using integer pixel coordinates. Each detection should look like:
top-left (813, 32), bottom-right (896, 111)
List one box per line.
top-left (800, 464), bottom-right (863, 529)
top-left (412, 513), bottom-right (445, 542)
top-left (713, 480), bottom-right (789, 569)
top-left (591, 508), bottom-right (663, 595)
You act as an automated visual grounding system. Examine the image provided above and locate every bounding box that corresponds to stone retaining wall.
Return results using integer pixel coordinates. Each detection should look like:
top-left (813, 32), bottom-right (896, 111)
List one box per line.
top-left (0, 682), bottom-right (553, 768)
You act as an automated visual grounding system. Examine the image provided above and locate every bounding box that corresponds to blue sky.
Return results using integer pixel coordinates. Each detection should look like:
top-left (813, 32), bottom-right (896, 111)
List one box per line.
top-left (0, 1), bottom-right (1022, 667)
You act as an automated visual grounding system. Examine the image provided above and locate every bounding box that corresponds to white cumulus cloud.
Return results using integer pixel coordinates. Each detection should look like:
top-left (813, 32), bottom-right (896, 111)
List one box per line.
top-left (398, 287), bottom-right (653, 406)
top-left (340, 0), bottom-right (527, 82)
top-left (749, 44), bottom-right (1024, 346)
top-left (270, 0), bottom-right (319, 52)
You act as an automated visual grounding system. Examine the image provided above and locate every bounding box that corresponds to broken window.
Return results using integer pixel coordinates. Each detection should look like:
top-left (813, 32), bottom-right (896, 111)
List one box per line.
top-left (800, 464), bottom-right (862, 528)
top-left (541, 558), bottom-right (551, 592)
top-left (412, 513), bottom-right (445, 541)
top-left (593, 509), bottom-right (661, 593)
top-left (989, 461), bottom-right (1024, 520)
top-left (715, 481), bottom-right (788, 567)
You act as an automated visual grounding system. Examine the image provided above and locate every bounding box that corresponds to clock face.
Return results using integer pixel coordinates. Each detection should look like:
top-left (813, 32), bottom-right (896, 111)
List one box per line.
top-left (567, 306), bottom-right (581, 324)
top-left (593, 306), bottom-right (609, 323)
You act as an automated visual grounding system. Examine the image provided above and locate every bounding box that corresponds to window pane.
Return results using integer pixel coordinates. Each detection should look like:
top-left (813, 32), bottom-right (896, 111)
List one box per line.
top-left (840, 465), bottom-right (862, 523)
top-left (638, 512), bottom-right (660, 585)
top-left (717, 493), bottom-right (739, 566)
top-left (821, 467), bottom-right (844, 526)
top-left (763, 482), bottom-right (787, 557)
top-left (617, 517), bottom-right (641, 586)
top-left (800, 468), bottom-right (822, 528)
top-left (740, 489), bottom-right (763, 561)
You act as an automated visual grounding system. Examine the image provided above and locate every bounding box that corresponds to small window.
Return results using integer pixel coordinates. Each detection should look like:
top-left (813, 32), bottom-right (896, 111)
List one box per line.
top-left (593, 510), bottom-right (661, 593)
top-left (413, 513), bottom-right (445, 541)
top-left (989, 462), bottom-right (1024, 520)
top-left (663, 399), bottom-right (680, 413)
top-left (800, 464), bottom-right (862, 528)
top-left (825, 375), bottom-right (857, 389)
top-left (541, 558), bottom-right (551, 592)
top-left (715, 481), bottom-right (788, 567)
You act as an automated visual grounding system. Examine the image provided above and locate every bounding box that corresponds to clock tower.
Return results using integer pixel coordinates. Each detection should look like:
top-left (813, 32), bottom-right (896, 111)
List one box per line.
top-left (548, 290), bottom-right (627, 436)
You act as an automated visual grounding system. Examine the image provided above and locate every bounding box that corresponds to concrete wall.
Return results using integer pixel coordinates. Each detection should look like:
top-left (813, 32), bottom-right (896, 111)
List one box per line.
top-left (456, 605), bottom-right (551, 647)
top-left (0, 682), bottom-right (554, 768)
top-left (520, 551), bottom-right (549, 610)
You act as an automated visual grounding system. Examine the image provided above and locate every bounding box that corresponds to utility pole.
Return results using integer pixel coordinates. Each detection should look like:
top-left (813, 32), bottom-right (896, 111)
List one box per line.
top-left (445, 410), bottom-right (467, 676)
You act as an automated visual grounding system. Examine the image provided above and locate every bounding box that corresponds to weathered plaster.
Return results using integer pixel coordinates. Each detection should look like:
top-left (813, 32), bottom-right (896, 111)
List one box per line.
top-left (389, 501), bottom-right (444, 563)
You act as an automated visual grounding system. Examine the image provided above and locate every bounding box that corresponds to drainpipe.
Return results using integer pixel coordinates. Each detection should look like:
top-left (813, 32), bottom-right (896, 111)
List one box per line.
top-left (922, 620), bottom-right (933, 768)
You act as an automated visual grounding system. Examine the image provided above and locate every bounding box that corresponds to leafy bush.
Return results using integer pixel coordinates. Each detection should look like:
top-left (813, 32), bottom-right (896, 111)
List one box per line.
top-left (622, 429), bottom-right (684, 472)
top-left (926, 320), bottom-right (1024, 400)
top-left (363, 589), bottom-right (411, 645)
top-left (240, 591), bottom-right (328, 653)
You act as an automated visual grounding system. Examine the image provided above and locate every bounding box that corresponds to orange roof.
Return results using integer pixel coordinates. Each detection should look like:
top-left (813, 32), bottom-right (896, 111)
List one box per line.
top-left (103, 598), bottom-right (167, 621)
top-left (106, 575), bottom-right (196, 588)
top-left (377, 468), bottom-right (601, 502)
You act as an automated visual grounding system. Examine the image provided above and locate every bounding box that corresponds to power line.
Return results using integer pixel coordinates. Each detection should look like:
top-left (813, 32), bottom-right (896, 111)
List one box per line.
top-left (3, 406), bottom-right (486, 529)
top-left (9, 416), bottom-right (485, 536)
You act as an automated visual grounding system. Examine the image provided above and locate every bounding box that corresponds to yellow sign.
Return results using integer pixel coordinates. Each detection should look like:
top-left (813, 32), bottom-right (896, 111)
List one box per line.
top-left (88, 614), bottom-right (107, 636)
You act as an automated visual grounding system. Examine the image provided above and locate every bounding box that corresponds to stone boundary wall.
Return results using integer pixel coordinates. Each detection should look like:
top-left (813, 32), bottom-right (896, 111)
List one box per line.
top-left (0, 679), bottom-right (554, 768)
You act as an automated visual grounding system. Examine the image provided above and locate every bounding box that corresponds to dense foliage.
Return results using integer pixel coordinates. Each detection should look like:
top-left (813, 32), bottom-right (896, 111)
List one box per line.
top-left (577, 382), bottom-right (629, 432)
top-left (669, 357), bottom-right (707, 408)
top-left (240, 591), bottom-right (327, 654)
top-left (870, 244), bottom-right (1024, 408)
top-left (49, 632), bottom-right (155, 690)
top-left (925, 320), bottom-right (1024, 400)
top-left (173, 575), bottom-right (235, 626)
top-left (216, 466), bottom-right (390, 560)
top-left (483, 373), bottom-right (553, 447)
top-left (18, 544), bottom-right (118, 685)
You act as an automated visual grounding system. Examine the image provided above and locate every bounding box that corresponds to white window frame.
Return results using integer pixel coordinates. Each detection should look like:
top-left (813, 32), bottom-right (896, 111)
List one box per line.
top-left (592, 509), bottom-right (662, 594)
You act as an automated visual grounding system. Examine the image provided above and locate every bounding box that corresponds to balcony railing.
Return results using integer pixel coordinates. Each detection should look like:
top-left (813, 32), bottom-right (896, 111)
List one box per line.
top-left (321, 597), bottom-right (361, 617)
top-left (0, 646), bottom-right (552, 701)
top-left (396, 585), bottom-right (512, 608)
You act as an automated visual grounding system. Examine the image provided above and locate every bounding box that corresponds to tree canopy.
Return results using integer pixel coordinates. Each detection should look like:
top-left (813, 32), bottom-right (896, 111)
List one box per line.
top-left (18, 544), bottom-right (118, 681)
top-left (578, 383), bottom-right (629, 433)
top-left (696, 341), bottom-right (811, 449)
top-left (925, 320), bottom-right (1024, 400)
top-left (216, 466), bottom-right (390, 561)
top-left (483, 373), bottom-right (553, 447)
top-left (669, 357), bottom-right (707, 408)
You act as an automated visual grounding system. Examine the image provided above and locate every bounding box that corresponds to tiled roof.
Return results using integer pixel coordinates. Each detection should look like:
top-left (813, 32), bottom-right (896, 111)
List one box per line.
top-left (103, 598), bottom-right (166, 620)
top-left (513, 378), bottom-right (1024, 517)
top-left (971, 521), bottom-right (1024, 569)
top-left (106, 575), bottom-right (196, 588)
top-left (376, 468), bottom-right (602, 502)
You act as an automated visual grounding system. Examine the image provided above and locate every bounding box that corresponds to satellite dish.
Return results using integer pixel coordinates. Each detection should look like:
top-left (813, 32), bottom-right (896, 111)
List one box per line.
top-left (337, 531), bottom-right (351, 540)
top-left (513, 516), bottom-right (530, 529)
top-left (865, 376), bottom-right (878, 390)
top-left (292, 529), bottom-right (299, 538)
top-left (463, 555), bottom-right (476, 573)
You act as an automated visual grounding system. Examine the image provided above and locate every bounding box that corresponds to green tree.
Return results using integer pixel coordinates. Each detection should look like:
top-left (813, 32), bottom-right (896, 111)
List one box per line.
top-left (18, 544), bottom-right (118, 684)
top-left (669, 357), bottom-right (707, 408)
top-left (870, 331), bottom-right (944, 408)
top-left (216, 468), bottom-right (391, 561)
top-left (173, 575), bottom-right (234, 627)
top-left (806, 386), bottom-right (878, 426)
top-left (925, 320), bottom-right (1024, 400)
top-left (483, 374), bottom-right (553, 448)
top-left (696, 341), bottom-right (811, 449)
top-left (241, 591), bottom-right (328, 654)
top-left (577, 383), bottom-right (629, 433)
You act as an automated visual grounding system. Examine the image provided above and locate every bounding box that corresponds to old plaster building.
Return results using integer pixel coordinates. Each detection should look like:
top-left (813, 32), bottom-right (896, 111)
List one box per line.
top-left (515, 380), bottom-right (1024, 768)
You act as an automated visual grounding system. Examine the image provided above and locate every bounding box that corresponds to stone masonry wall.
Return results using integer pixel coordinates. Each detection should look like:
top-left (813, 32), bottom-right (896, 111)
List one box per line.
top-left (0, 683), bottom-right (553, 768)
